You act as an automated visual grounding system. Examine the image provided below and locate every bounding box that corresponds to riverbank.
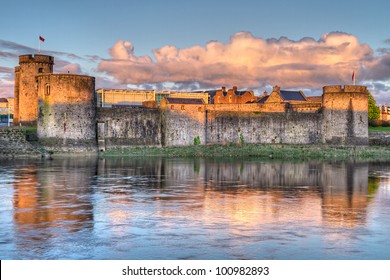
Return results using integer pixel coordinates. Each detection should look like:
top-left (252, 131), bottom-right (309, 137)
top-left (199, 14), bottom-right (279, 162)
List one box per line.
top-left (101, 144), bottom-right (390, 160)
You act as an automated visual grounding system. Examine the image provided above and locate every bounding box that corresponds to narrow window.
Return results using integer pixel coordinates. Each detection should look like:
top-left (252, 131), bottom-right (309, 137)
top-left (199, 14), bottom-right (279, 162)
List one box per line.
top-left (38, 68), bottom-right (43, 73)
top-left (45, 84), bottom-right (50, 96)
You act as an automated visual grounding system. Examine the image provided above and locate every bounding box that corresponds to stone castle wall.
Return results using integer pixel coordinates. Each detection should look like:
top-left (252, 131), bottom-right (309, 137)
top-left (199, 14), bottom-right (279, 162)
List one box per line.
top-left (206, 111), bottom-right (322, 144)
top-left (162, 105), bottom-right (206, 146)
top-left (0, 127), bottom-right (41, 157)
top-left (96, 107), bottom-right (162, 150)
top-left (94, 92), bottom-right (365, 149)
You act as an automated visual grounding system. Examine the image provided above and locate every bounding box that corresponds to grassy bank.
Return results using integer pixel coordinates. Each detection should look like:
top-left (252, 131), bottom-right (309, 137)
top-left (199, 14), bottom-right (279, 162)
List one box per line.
top-left (101, 144), bottom-right (390, 160)
top-left (369, 126), bottom-right (390, 132)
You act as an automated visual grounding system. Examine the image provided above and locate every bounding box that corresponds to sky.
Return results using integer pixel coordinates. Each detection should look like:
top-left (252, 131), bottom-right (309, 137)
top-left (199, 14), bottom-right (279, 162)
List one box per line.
top-left (1, 0), bottom-right (389, 103)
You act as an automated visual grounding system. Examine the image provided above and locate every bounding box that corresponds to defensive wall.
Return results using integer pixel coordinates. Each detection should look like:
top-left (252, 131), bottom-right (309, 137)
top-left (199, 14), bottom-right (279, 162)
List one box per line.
top-left (92, 85), bottom-right (368, 150)
top-left (0, 127), bottom-right (41, 157)
top-left (96, 107), bottom-right (162, 150)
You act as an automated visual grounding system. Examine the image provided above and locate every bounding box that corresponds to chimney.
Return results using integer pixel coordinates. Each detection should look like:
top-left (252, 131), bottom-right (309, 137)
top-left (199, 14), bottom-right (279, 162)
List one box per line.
top-left (263, 91), bottom-right (268, 96)
top-left (273, 85), bottom-right (280, 93)
top-left (233, 86), bottom-right (237, 92)
top-left (222, 86), bottom-right (226, 92)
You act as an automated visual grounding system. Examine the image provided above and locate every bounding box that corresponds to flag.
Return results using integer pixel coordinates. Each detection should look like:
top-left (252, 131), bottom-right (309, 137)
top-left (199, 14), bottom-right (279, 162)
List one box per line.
top-left (352, 71), bottom-right (355, 82)
top-left (39, 36), bottom-right (45, 42)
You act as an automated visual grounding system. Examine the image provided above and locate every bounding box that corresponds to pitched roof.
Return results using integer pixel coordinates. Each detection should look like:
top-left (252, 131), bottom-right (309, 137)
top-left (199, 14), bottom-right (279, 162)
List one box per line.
top-left (166, 97), bottom-right (204, 104)
top-left (0, 98), bottom-right (8, 103)
top-left (236, 90), bottom-right (250, 96)
top-left (279, 90), bottom-right (306, 101)
top-left (306, 96), bottom-right (322, 103)
top-left (257, 95), bottom-right (269, 104)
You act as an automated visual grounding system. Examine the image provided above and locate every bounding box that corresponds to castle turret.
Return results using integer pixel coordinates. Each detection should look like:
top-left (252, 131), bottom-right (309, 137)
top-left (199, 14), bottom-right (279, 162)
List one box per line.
top-left (322, 85), bottom-right (368, 145)
top-left (37, 74), bottom-right (97, 152)
top-left (14, 54), bottom-right (54, 125)
top-left (13, 66), bottom-right (20, 124)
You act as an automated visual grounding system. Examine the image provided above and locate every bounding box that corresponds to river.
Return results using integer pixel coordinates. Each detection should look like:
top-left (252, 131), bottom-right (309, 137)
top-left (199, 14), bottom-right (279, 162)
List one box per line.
top-left (1, 157), bottom-right (390, 259)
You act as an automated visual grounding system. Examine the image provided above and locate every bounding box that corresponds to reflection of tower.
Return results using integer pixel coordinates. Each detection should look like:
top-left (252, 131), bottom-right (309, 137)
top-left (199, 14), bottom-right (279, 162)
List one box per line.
top-left (13, 166), bottom-right (40, 226)
top-left (321, 162), bottom-right (369, 227)
top-left (12, 158), bottom-right (96, 255)
top-left (14, 54), bottom-right (54, 125)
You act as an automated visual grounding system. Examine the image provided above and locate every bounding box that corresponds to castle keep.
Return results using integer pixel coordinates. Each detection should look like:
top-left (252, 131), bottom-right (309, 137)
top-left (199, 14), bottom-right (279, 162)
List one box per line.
top-left (13, 54), bottom-right (369, 153)
top-left (14, 54), bottom-right (54, 125)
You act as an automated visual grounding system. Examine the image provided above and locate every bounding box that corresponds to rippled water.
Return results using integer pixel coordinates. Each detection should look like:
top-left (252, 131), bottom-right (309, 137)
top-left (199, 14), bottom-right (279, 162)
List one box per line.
top-left (1, 157), bottom-right (390, 259)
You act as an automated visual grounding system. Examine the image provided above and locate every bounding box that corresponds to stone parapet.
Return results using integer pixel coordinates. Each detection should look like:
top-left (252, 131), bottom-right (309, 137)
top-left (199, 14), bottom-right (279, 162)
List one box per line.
top-left (19, 54), bottom-right (54, 64)
top-left (323, 85), bottom-right (367, 93)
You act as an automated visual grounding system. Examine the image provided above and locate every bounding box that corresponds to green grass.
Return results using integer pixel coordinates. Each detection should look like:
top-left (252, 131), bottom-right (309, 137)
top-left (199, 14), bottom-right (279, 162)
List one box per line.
top-left (102, 144), bottom-right (390, 160)
top-left (368, 126), bottom-right (390, 132)
top-left (24, 126), bottom-right (37, 133)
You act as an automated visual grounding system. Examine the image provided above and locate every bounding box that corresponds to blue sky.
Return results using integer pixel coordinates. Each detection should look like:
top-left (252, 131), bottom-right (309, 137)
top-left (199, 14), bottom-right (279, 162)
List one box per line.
top-left (1, 0), bottom-right (389, 102)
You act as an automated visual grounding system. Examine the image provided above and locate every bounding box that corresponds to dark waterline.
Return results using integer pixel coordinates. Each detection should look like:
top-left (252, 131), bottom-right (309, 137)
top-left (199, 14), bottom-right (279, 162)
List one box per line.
top-left (1, 157), bottom-right (390, 260)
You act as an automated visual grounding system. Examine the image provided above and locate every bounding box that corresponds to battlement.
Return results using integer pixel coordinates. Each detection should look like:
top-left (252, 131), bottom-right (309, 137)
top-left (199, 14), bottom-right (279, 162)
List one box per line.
top-left (37, 73), bottom-right (96, 80)
top-left (19, 54), bottom-right (54, 64)
top-left (323, 85), bottom-right (367, 94)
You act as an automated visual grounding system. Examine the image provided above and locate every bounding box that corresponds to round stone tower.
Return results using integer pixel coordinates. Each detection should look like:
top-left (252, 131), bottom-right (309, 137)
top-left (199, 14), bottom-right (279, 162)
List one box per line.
top-left (37, 74), bottom-right (97, 152)
top-left (14, 54), bottom-right (54, 125)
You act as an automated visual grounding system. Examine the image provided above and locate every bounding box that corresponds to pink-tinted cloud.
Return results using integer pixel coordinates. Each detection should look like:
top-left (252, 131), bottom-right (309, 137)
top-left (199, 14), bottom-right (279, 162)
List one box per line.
top-left (98, 32), bottom-right (383, 89)
top-left (56, 63), bottom-right (82, 74)
top-left (0, 80), bottom-right (14, 98)
top-left (0, 66), bottom-right (14, 98)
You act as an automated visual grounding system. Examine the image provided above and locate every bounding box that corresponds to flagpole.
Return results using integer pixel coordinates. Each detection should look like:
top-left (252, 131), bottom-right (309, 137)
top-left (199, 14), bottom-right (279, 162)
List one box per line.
top-left (38, 37), bottom-right (40, 54)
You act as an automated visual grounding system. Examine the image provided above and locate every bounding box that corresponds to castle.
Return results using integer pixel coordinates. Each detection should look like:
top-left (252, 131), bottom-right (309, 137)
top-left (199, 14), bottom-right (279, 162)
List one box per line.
top-left (13, 54), bottom-right (369, 153)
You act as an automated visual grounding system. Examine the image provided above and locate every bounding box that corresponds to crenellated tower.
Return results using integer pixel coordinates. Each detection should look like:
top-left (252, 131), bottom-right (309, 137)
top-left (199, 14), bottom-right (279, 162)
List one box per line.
top-left (322, 85), bottom-right (368, 145)
top-left (14, 54), bottom-right (54, 125)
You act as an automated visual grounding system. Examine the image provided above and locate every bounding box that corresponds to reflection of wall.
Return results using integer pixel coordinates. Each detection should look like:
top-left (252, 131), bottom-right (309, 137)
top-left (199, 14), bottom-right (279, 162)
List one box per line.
top-left (204, 160), bottom-right (322, 188)
top-left (203, 160), bottom-right (369, 228)
top-left (201, 190), bottom-right (322, 230)
top-left (95, 158), bottom-right (371, 229)
top-left (11, 157), bottom-right (373, 253)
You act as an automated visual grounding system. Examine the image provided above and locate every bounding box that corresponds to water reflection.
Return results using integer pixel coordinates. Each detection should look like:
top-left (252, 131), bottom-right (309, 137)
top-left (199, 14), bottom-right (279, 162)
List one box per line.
top-left (1, 157), bottom-right (390, 259)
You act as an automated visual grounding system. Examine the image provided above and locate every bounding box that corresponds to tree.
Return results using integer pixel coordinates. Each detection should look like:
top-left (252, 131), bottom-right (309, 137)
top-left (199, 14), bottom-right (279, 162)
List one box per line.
top-left (368, 91), bottom-right (380, 120)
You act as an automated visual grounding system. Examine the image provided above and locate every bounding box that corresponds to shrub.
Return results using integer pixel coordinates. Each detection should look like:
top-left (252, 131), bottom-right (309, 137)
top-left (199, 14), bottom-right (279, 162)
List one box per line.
top-left (382, 121), bottom-right (390, 127)
top-left (194, 136), bottom-right (201, 145)
top-left (369, 119), bottom-right (382, 127)
top-left (239, 133), bottom-right (244, 145)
